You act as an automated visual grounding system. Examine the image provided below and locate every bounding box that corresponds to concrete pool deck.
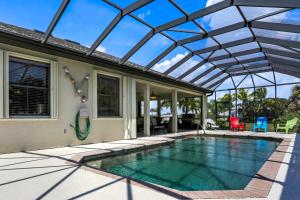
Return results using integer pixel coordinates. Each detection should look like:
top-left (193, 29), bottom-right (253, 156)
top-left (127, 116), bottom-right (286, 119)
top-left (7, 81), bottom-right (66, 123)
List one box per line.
top-left (0, 131), bottom-right (298, 200)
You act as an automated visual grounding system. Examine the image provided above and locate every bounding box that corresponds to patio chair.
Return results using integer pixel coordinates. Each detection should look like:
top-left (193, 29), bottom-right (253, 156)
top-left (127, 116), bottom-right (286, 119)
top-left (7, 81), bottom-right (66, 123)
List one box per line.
top-left (150, 117), bottom-right (167, 134)
top-left (276, 117), bottom-right (298, 134)
top-left (207, 118), bottom-right (219, 130)
top-left (181, 114), bottom-right (196, 129)
top-left (253, 117), bottom-right (268, 133)
top-left (229, 117), bottom-right (245, 131)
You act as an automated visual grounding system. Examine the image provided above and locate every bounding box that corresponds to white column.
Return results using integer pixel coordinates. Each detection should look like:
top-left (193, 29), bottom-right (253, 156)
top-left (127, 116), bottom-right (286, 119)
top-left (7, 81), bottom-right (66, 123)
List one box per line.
top-left (123, 77), bottom-right (137, 139)
top-left (172, 89), bottom-right (178, 133)
top-left (3, 51), bottom-right (9, 118)
top-left (144, 84), bottom-right (150, 136)
top-left (0, 50), bottom-right (3, 118)
top-left (202, 95), bottom-right (208, 129)
top-left (129, 78), bottom-right (137, 139)
top-left (123, 77), bottom-right (128, 139)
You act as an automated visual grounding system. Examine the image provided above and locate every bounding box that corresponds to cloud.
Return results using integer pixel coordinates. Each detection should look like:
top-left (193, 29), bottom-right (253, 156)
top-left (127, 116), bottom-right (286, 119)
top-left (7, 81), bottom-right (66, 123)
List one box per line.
top-left (96, 45), bottom-right (106, 53)
top-left (138, 10), bottom-right (151, 20)
top-left (205, 0), bottom-right (222, 7)
top-left (152, 52), bottom-right (188, 73)
top-left (170, 57), bottom-right (201, 77)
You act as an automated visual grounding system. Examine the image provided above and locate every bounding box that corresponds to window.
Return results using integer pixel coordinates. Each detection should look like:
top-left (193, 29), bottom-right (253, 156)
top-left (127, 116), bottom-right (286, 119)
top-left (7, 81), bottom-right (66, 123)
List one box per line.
top-left (97, 74), bottom-right (120, 117)
top-left (9, 57), bottom-right (50, 117)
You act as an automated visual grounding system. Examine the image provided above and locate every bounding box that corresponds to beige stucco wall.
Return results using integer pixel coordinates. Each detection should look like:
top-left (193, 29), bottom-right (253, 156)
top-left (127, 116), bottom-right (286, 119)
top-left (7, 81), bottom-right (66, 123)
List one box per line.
top-left (0, 44), bottom-right (125, 154)
top-left (0, 43), bottom-right (204, 154)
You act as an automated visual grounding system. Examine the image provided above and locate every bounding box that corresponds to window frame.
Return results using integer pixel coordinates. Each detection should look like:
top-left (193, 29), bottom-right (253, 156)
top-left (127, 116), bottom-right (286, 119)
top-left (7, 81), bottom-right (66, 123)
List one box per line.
top-left (93, 70), bottom-right (123, 119)
top-left (1, 51), bottom-right (58, 119)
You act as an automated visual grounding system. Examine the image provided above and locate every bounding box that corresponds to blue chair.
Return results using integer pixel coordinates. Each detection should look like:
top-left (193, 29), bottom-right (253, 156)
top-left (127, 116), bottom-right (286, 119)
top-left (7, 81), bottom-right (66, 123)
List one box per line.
top-left (253, 117), bottom-right (268, 132)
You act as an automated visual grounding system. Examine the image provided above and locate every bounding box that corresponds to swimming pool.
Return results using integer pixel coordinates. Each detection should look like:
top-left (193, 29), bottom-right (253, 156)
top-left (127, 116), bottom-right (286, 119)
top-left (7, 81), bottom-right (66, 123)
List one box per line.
top-left (85, 136), bottom-right (279, 191)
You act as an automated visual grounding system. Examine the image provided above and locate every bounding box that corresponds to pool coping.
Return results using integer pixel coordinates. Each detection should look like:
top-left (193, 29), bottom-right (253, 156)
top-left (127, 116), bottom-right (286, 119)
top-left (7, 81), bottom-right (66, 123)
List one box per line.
top-left (68, 133), bottom-right (291, 199)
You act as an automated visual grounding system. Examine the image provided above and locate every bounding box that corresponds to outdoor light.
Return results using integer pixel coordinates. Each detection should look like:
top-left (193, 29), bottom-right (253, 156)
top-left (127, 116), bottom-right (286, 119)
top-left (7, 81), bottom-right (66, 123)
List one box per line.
top-left (76, 88), bottom-right (82, 94)
top-left (150, 91), bottom-right (157, 100)
top-left (81, 96), bottom-right (88, 103)
top-left (84, 74), bottom-right (90, 80)
top-left (63, 66), bottom-right (70, 75)
top-left (63, 66), bottom-right (90, 103)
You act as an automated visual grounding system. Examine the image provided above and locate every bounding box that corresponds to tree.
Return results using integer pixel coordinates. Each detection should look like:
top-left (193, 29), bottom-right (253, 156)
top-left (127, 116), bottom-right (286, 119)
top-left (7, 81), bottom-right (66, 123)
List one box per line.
top-left (207, 99), bottom-right (216, 119)
top-left (237, 88), bottom-right (250, 103)
top-left (288, 85), bottom-right (300, 115)
top-left (217, 93), bottom-right (233, 115)
top-left (249, 88), bottom-right (267, 117)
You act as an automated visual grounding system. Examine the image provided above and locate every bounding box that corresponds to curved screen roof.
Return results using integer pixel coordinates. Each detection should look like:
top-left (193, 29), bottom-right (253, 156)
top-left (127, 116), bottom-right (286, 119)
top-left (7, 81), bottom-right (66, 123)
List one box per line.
top-left (0, 0), bottom-right (299, 92)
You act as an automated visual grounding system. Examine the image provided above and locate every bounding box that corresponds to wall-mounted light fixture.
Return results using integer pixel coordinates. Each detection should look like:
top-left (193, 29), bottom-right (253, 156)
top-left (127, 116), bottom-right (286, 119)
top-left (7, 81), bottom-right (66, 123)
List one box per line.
top-left (63, 66), bottom-right (90, 103)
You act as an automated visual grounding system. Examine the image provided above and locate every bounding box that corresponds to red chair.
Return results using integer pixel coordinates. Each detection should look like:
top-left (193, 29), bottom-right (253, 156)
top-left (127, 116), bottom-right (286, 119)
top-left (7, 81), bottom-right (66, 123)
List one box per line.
top-left (229, 117), bottom-right (245, 131)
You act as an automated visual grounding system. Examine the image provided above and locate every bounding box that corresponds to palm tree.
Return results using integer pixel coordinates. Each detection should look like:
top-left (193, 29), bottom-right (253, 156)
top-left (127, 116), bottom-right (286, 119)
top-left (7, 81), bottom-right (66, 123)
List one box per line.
top-left (237, 88), bottom-right (250, 103)
top-left (249, 88), bottom-right (267, 118)
top-left (178, 97), bottom-right (202, 116)
top-left (234, 89), bottom-right (251, 119)
top-left (288, 85), bottom-right (300, 115)
top-left (254, 88), bottom-right (267, 100)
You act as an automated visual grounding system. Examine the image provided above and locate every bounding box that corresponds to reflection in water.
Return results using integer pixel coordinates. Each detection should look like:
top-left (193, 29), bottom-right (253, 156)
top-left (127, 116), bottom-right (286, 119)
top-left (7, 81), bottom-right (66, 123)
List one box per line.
top-left (86, 137), bottom-right (278, 191)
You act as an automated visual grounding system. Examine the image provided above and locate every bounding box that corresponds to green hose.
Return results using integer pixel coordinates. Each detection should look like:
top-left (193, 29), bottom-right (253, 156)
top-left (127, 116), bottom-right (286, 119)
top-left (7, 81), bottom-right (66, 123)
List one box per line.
top-left (74, 111), bottom-right (91, 141)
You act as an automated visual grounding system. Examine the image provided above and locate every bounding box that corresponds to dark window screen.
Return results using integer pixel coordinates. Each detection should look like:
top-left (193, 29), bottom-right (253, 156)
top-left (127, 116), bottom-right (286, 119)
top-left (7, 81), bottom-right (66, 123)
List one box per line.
top-left (9, 57), bottom-right (50, 117)
top-left (97, 74), bottom-right (120, 117)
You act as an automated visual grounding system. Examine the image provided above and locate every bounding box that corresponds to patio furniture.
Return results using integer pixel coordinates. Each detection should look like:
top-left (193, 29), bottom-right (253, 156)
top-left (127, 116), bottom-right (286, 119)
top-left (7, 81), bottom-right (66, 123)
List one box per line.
top-left (207, 118), bottom-right (219, 130)
top-left (276, 117), bottom-right (298, 134)
top-left (253, 117), bottom-right (268, 133)
top-left (151, 117), bottom-right (167, 134)
top-left (229, 117), bottom-right (245, 131)
top-left (181, 114), bottom-right (198, 129)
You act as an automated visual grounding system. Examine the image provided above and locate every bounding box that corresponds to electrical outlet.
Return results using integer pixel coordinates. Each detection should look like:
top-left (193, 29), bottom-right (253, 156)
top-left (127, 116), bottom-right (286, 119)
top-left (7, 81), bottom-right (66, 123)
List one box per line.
top-left (64, 129), bottom-right (67, 134)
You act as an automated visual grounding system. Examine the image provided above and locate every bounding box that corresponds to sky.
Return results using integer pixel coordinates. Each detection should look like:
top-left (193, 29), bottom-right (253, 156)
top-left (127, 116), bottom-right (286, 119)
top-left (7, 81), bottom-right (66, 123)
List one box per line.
top-left (0, 0), bottom-right (299, 95)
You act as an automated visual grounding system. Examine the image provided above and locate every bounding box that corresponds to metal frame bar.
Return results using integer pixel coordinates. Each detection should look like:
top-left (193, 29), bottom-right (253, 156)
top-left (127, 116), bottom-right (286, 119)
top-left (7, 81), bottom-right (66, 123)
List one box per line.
top-left (120, 30), bottom-right (154, 63)
top-left (156, 1), bottom-right (232, 32)
top-left (166, 29), bottom-right (202, 34)
top-left (190, 66), bottom-right (216, 83)
top-left (216, 81), bottom-right (300, 92)
top-left (199, 62), bottom-right (240, 87)
top-left (177, 59), bottom-right (207, 80)
top-left (42, 0), bottom-right (71, 43)
top-left (236, 74), bottom-right (249, 88)
top-left (87, 0), bottom-right (153, 56)
top-left (198, 71), bottom-right (224, 87)
top-left (253, 73), bottom-right (275, 84)
top-left (2, 0), bottom-right (300, 93)
top-left (188, 56), bottom-right (267, 84)
top-left (208, 48), bottom-right (261, 62)
top-left (257, 37), bottom-right (300, 49)
top-left (144, 19), bottom-right (299, 68)
top-left (272, 63), bottom-right (300, 77)
top-left (227, 63), bottom-right (270, 73)
top-left (269, 57), bottom-right (300, 69)
top-left (0, 29), bottom-right (211, 94)
top-left (208, 75), bottom-right (229, 89)
top-left (230, 68), bottom-right (274, 77)
top-left (263, 48), bottom-right (300, 60)
top-left (162, 38), bottom-right (299, 82)
top-left (251, 21), bottom-right (300, 34)
top-left (163, 52), bottom-right (193, 74)
top-left (146, 32), bottom-right (295, 73)
top-left (233, 0), bottom-right (300, 8)
top-left (177, 51), bottom-right (215, 79)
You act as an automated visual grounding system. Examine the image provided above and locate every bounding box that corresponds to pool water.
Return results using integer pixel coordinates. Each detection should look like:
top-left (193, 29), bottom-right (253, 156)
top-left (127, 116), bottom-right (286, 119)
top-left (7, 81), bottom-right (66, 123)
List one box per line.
top-left (85, 137), bottom-right (278, 191)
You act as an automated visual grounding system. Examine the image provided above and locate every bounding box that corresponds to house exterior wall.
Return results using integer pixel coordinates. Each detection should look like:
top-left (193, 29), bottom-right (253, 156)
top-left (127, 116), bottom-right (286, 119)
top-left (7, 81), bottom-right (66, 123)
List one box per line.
top-left (202, 95), bottom-right (208, 129)
top-left (0, 43), bottom-right (204, 154)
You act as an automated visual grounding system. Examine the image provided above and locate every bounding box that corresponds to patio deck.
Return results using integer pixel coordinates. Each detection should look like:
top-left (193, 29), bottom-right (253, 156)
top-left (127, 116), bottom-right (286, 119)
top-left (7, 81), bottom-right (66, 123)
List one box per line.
top-left (0, 131), bottom-right (298, 200)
